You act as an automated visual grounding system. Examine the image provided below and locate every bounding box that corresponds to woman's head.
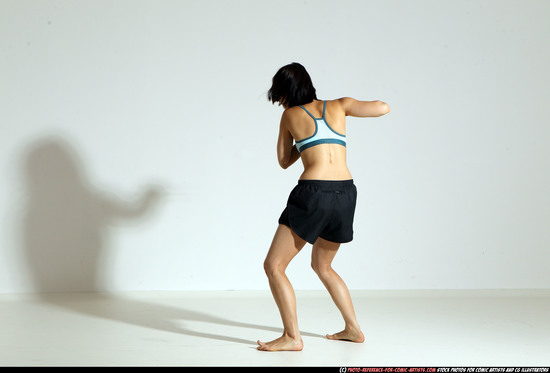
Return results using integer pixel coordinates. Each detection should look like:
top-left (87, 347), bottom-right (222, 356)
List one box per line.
top-left (268, 63), bottom-right (317, 108)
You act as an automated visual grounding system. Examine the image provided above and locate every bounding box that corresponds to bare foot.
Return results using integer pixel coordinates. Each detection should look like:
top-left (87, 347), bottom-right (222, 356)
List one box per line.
top-left (257, 335), bottom-right (303, 351)
top-left (326, 328), bottom-right (365, 343)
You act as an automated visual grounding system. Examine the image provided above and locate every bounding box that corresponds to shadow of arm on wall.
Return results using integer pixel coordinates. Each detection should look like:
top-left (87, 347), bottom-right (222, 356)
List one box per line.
top-left (19, 135), bottom-right (165, 293)
top-left (99, 186), bottom-right (163, 224)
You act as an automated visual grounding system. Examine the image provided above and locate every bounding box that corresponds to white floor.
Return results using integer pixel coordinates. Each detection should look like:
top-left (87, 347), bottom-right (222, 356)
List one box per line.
top-left (1, 289), bottom-right (549, 367)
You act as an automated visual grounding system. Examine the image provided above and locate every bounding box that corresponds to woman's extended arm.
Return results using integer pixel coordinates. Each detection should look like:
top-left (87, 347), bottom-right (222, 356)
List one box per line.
top-left (277, 112), bottom-right (301, 169)
top-left (339, 97), bottom-right (390, 117)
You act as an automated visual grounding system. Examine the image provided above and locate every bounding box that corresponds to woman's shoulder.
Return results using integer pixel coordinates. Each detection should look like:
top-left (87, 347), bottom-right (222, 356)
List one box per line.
top-left (281, 105), bottom-right (303, 119)
top-left (321, 98), bottom-right (352, 110)
top-left (329, 97), bottom-right (355, 106)
top-left (325, 98), bottom-right (350, 115)
top-left (282, 98), bottom-right (348, 118)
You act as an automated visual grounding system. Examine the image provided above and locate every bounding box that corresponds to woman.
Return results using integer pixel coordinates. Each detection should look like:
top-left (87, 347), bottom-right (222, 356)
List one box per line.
top-left (257, 63), bottom-right (390, 352)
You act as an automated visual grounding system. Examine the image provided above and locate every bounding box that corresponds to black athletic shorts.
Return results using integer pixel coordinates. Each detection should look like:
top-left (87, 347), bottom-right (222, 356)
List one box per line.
top-left (278, 179), bottom-right (357, 244)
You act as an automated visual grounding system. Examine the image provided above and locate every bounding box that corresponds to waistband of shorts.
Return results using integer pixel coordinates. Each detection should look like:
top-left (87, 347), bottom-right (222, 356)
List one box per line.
top-left (297, 179), bottom-right (354, 189)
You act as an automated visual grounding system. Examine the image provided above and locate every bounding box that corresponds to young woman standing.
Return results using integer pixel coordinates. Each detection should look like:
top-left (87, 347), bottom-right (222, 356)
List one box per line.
top-left (257, 63), bottom-right (390, 351)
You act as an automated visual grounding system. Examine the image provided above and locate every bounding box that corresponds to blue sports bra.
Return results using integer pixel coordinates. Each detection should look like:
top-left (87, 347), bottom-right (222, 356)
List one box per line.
top-left (295, 101), bottom-right (346, 153)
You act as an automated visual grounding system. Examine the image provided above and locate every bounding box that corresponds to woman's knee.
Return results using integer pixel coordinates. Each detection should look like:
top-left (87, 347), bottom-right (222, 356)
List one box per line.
top-left (264, 258), bottom-right (286, 278)
top-left (311, 259), bottom-right (332, 278)
top-left (311, 238), bottom-right (339, 278)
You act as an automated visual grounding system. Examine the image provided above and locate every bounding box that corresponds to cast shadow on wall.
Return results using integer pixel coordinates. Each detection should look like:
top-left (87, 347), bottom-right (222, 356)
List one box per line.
top-left (20, 136), bottom-right (163, 293)
top-left (19, 135), bottom-right (323, 345)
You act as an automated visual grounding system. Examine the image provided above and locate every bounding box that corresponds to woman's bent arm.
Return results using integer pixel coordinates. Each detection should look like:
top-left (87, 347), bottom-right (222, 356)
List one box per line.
top-left (339, 97), bottom-right (390, 118)
top-left (277, 115), bottom-right (300, 169)
top-left (279, 145), bottom-right (300, 169)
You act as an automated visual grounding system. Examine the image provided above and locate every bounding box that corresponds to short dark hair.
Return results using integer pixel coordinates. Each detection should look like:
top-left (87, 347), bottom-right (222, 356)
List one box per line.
top-left (267, 62), bottom-right (317, 107)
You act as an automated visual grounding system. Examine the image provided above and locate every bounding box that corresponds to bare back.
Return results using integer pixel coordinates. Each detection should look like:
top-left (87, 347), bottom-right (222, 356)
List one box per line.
top-left (277, 97), bottom-right (390, 179)
top-left (283, 99), bottom-right (352, 180)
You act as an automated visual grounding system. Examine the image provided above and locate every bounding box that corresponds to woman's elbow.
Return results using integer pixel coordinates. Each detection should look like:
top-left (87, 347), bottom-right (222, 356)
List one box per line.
top-left (378, 101), bottom-right (390, 116)
top-left (278, 157), bottom-right (289, 169)
top-left (280, 161), bottom-right (291, 170)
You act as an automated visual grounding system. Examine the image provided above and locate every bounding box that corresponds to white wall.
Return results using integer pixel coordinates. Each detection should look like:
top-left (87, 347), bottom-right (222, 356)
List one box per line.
top-left (1, 0), bottom-right (549, 293)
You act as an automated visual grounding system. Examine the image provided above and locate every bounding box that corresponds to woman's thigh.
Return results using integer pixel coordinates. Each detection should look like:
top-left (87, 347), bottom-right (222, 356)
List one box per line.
top-left (264, 224), bottom-right (307, 271)
top-left (311, 237), bottom-right (341, 271)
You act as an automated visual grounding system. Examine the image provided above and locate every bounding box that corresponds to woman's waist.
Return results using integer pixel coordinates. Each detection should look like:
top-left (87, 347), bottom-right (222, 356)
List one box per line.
top-left (295, 178), bottom-right (355, 193)
top-left (297, 179), bottom-right (353, 185)
top-left (299, 165), bottom-right (352, 181)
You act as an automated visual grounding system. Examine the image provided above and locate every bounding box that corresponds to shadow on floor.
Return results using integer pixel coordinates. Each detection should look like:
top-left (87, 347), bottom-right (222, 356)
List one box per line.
top-left (35, 292), bottom-right (325, 346)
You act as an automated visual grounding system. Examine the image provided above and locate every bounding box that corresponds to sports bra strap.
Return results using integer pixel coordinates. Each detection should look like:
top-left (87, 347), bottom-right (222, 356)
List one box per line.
top-left (298, 101), bottom-right (327, 119)
top-left (298, 105), bottom-right (315, 119)
top-left (294, 100), bottom-right (346, 153)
